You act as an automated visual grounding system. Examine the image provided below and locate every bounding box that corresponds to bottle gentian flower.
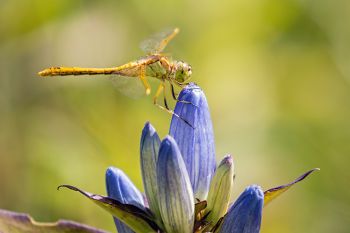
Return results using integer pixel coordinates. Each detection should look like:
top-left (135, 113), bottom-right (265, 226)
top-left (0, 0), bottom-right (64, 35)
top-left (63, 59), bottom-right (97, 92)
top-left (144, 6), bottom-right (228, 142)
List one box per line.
top-left (58, 83), bottom-right (319, 233)
top-left (219, 185), bottom-right (263, 233)
top-left (169, 83), bottom-right (216, 201)
top-left (105, 167), bottom-right (146, 233)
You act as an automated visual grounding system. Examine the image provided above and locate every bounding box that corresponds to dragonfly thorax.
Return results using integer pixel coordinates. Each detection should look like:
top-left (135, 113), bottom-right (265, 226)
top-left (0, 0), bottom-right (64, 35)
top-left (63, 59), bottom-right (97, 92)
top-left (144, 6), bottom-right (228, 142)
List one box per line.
top-left (172, 61), bottom-right (192, 84)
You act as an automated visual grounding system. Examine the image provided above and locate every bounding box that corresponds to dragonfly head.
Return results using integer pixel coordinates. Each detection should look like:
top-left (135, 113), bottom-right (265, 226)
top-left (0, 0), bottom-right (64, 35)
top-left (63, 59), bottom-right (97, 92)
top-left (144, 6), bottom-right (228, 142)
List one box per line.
top-left (173, 61), bottom-right (192, 84)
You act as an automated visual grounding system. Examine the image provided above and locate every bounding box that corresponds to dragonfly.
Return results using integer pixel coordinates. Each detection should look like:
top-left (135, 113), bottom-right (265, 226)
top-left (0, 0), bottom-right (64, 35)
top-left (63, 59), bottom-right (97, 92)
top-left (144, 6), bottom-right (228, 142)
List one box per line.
top-left (38, 28), bottom-right (193, 125)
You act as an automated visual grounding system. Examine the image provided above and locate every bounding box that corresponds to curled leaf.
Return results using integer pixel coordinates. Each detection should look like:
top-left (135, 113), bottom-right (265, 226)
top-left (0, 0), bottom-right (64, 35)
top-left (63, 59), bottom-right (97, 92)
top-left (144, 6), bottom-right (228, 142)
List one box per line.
top-left (58, 185), bottom-right (160, 233)
top-left (195, 200), bottom-right (207, 221)
top-left (264, 168), bottom-right (320, 206)
top-left (193, 200), bottom-right (209, 232)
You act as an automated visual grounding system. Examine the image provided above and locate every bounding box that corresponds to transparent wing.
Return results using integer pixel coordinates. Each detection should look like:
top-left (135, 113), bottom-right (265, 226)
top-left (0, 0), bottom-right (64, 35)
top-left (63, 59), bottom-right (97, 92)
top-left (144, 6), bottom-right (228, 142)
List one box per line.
top-left (140, 28), bottom-right (179, 54)
top-left (109, 75), bottom-right (146, 99)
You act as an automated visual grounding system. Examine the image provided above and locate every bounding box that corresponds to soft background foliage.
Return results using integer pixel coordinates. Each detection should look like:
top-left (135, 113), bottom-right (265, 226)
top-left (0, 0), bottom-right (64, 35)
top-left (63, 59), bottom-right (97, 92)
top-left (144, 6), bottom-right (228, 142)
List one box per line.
top-left (0, 0), bottom-right (349, 232)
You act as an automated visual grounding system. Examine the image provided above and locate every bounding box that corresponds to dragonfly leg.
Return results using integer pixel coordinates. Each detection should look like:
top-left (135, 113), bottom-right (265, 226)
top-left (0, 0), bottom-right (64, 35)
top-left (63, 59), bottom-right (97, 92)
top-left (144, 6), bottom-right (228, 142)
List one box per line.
top-left (170, 83), bottom-right (179, 100)
top-left (170, 82), bottom-right (197, 107)
top-left (153, 82), bottom-right (194, 128)
top-left (139, 65), bottom-right (151, 95)
top-left (153, 82), bottom-right (165, 106)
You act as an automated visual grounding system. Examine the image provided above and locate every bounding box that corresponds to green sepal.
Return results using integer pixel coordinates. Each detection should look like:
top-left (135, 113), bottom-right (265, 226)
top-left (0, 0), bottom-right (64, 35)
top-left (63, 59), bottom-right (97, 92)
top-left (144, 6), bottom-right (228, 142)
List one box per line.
top-left (205, 155), bottom-right (235, 228)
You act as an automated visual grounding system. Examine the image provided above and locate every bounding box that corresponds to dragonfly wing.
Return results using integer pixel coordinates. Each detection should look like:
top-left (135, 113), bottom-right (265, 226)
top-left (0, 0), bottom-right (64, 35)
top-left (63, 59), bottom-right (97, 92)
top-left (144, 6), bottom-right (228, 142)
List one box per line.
top-left (109, 58), bottom-right (159, 99)
top-left (140, 28), bottom-right (179, 54)
top-left (110, 74), bottom-right (146, 99)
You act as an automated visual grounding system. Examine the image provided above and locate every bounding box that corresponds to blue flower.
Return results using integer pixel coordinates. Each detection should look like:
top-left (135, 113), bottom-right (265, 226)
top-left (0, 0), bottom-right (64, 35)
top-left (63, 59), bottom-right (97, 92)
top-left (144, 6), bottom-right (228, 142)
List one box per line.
top-left (169, 83), bottom-right (216, 201)
top-left (105, 167), bottom-right (146, 233)
top-left (219, 185), bottom-right (264, 233)
top-left (156, 136), bottom-right (194, 233)
top-left (61, 83), bottom-right (318, 233)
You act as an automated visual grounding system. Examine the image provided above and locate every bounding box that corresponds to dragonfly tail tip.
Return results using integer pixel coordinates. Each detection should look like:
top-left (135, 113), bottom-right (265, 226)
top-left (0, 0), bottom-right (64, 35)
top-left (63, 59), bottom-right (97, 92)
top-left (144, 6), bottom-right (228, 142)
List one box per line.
top-left (38, 70), bottom-right (46, 77)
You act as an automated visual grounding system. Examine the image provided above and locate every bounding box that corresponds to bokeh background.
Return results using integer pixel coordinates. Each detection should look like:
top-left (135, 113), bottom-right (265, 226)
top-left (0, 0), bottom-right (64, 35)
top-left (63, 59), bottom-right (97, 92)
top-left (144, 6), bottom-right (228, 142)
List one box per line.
top-left (1, 0), bottom-right (349, 232)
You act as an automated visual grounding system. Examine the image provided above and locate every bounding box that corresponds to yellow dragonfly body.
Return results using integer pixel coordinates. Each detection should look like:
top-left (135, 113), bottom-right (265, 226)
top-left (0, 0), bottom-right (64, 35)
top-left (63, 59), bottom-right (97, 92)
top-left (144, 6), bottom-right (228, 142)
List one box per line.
top-left (38, 28), bottom-right (192, 118)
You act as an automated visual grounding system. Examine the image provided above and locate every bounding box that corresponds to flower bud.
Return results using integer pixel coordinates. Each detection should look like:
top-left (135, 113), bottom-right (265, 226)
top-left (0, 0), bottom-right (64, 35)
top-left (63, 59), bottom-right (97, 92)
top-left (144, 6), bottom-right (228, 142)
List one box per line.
top-left (140, 122), bottom-right (162, 224)
top-left (219, 185), bottom-right (263, 233)
top-left (106, 167), bottom-right (145, 233)
top-left (170, 83), bottom-right (216, 200)
top-left (206, 155), bottom-right (235, 227)
top-left (157, 136), bottom-right (194, 233)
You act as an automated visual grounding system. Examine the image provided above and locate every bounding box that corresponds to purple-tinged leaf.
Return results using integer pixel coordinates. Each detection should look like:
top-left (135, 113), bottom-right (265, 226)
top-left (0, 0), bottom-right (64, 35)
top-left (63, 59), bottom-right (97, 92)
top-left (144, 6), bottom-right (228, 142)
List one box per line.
top-left (58, 185), bottom-right (160, 233)
top-left (264, 168), bottom-right (320, 206)
top-left (0, 209), bottom-right (108, 233)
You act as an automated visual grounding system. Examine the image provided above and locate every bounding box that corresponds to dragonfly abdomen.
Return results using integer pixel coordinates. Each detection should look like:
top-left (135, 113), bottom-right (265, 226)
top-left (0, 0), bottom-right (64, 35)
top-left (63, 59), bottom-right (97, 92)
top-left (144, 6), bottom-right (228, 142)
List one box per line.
top-left (38, 67), bottom-right (120, 76)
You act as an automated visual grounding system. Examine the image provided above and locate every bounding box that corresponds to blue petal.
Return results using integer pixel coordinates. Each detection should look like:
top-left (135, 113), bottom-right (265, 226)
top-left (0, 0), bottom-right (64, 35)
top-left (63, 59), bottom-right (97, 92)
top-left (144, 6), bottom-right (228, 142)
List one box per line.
top-left (140, 122), bottom-right (162, 224)
top-left (220, 185), bottom-right (264, 233)
top-left (157, 136), bottom-right (194, 233)
top-left (106, 167), bottom-right (145, 233)
top-left (169, 83), bottom-right (216, 200)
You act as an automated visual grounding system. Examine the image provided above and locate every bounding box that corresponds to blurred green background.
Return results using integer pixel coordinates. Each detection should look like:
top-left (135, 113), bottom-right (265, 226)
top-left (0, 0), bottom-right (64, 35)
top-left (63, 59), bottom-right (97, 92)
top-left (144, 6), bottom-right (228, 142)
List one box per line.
top-left (1, 0), bottom-right (349, 232)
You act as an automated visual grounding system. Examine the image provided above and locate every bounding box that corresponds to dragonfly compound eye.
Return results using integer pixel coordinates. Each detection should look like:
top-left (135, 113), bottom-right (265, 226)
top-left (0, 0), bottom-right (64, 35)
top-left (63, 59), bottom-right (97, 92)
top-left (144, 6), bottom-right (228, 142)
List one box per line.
top-left (174, 62), bottom-right (192, 83)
